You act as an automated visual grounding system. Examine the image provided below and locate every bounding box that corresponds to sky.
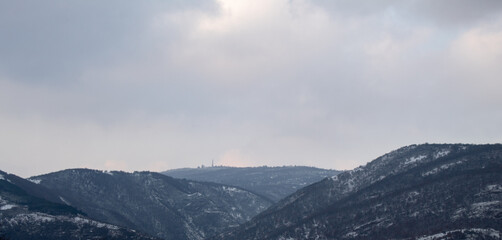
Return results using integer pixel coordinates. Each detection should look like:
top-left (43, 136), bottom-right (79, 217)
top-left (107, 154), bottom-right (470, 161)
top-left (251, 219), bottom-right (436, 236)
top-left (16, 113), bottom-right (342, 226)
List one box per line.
top-left (1, 0), bottom-right (502, 177)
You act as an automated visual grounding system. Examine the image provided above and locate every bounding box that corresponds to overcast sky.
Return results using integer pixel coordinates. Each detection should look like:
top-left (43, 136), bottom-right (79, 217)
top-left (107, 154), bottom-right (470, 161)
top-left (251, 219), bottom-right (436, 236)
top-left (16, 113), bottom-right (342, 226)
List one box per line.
top-left (1, 0), bottom-right (502, 177)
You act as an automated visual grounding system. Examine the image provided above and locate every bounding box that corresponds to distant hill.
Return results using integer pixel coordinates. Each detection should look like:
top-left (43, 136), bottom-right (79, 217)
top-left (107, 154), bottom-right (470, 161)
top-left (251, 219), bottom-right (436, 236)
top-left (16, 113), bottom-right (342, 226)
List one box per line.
top-left (163, 166), bottom-right (340, 202)
top-left (215, 144), bottom-right (502, 240)
top-left (30, 169), bottom-right (272, 240)
top-left (0, 170), bottom-right (159, 240)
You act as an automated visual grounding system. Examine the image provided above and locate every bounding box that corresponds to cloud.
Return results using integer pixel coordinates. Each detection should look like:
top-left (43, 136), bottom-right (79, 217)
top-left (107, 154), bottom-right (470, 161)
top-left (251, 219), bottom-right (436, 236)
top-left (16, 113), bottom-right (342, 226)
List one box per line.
top-left (309, 0), bottom-right (502, 27)
top-left (0, 0), bottom-right (501, 177)
top-left (407, 0), bottom-right (502, 27)
top-left (0, 0), bottom-right (218, 84)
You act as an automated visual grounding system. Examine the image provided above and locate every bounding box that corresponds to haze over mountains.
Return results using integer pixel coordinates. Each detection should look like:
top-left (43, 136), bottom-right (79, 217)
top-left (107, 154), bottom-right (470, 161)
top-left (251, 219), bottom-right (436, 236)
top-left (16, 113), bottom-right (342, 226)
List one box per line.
top-left (163, 166), bottom-right (340, 202)
top-left (1, 143), bottom-right (502, 239)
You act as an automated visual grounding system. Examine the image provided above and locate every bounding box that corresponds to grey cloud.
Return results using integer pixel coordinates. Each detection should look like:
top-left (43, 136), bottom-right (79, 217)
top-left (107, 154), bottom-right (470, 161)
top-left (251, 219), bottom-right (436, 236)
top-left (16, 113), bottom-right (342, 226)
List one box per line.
top-left (0, 0), bottom-right (218, 84)
top-left (0, 0), bottom-right (501, 177)
top-left (310, 0), bottom-right (502, 27)
top-left (408, 0), bottom-right (502, 26)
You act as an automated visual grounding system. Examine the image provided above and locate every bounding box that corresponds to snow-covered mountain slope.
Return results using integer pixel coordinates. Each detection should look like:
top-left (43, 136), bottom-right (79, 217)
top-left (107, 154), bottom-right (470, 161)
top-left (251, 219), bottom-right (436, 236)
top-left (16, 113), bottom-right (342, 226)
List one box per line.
top-left (215, 144), bottom-right (502, 240)
top-left (30, 169), bottom-right (273, 240)
top-left (163, 166), bottom-right (340, 202)
top-left (416, 228), bottom-right (501, 240)
top-left (0, 170), bottom-right (159, 240)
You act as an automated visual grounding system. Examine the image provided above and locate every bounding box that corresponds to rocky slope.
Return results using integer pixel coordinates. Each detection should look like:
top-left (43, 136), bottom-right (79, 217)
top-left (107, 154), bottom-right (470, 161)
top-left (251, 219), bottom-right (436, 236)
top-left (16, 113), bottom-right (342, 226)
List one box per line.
top-left (215, 144), bottom-right (502, 240)
top-left (30, 169), bottom-right (272, 240)
top-left (0, 170), bottom-right (158, 240)
top-left (163, 166), bottom-right (339, 202)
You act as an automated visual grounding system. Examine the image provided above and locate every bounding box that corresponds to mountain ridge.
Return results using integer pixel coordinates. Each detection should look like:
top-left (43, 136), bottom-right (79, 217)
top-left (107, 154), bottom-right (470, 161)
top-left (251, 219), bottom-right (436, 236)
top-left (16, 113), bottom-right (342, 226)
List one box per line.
top-left (215, 143), bottom-right (502, 239)
top-left (0, 169), bottom-right (160, 240)
top-left (30, 168), bottom-right (273, 239)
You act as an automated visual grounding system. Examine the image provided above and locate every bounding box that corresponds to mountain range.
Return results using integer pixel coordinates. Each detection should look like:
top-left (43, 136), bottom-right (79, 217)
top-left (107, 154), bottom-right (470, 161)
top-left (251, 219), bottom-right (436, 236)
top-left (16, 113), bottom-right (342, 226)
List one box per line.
top-left (2, 143), bottom-right (502, 239)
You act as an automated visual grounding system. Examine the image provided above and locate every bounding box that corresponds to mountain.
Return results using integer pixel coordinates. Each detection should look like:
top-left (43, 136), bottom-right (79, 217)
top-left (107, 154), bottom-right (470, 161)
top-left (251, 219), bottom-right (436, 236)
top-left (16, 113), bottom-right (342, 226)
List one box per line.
top-left (0, 170), bottom-right (159, 240)
top-left (163, 166), bottom-right (340, 202)
top-left (215, 143), bottom-right (502, 240)
top-left (30, 169), bottom-right (272, 240)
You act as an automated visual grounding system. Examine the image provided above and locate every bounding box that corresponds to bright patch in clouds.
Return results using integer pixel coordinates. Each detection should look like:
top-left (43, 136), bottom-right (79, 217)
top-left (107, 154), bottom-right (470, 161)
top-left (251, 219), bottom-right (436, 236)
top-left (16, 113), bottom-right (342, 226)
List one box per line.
top-left (217, 149), bottom-right (253, 167)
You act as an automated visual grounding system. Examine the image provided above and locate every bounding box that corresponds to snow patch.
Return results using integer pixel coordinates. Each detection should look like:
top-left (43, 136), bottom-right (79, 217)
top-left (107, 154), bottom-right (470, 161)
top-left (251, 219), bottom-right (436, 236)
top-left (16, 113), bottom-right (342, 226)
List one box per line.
top-left (404, 155), bottom-right (427, 165)
top-left (345, 179), bottom-right (355, 193)
top-left (409, 211), bottom-right (420, 217)
top-left (408, 191), bottom-right (420, 197)
top-left (1, 204), bottom-right (17, 210)
top-left (452, 208), bottom-right (466, 220)
top-left (222, 186), bottom-right (242, 193)
top-left (344, 232), bottom-right (358, 238)
top-left (187, 192), bottom-right (202, 197)
top-left (8, 213), bottom-right (55, 223)
top-left (28, 178), bottom-right (42, 184)
top-left (72, 216), bottom-right (120, 230)
top-left (5, 212), bottom-right (124, 232)
top-left (463, 201), bottom-right (502, 218)
top-left (352, 217), bottom-right (388, 231)
top-left (453, 201), bottom-right (502, 219)
top-left (417, 228), bottom-right (501, 240)
top-left (229, 211), bottom-right (243, 220)
top-left (472, 200), bottom-right (500, 208)
top-left (434, 149), bottom-right (450, 159)
top-left (422, 160), bottom-right (464, 176)
top-left (59, 196), bottom-right (71, 205)
top-left (0, 174), bottom-right (12, 183)
top-left (486, 184), bottom-right (502, 192)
